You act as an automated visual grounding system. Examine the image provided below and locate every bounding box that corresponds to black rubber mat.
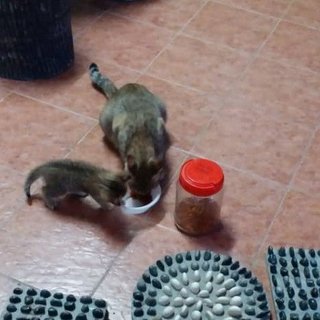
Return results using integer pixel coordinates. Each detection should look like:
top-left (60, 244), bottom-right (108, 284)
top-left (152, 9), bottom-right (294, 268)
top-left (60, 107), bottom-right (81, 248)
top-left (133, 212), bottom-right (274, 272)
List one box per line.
top-left (0, 285), bottom-right (109, 320)
top-left (266, 246), bottom-right (320, 320)
top-left (132, 250), bottom-right (270, 319)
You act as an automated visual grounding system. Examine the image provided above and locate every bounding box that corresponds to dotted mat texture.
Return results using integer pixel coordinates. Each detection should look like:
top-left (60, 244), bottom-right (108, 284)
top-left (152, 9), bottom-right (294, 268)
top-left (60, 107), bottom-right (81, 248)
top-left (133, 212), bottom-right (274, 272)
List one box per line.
top-left (1, 286), bottom-right (109, 320)
top-left (266, 246), bottom-right (320, 320)
top-left (132, 250), bottom-right (270, 320)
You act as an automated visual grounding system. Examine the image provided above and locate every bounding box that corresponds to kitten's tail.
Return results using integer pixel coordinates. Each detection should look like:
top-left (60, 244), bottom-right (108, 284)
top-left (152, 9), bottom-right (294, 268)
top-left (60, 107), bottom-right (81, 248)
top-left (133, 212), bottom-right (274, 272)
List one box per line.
top-left (89, 63), bottom-right (118, 98)
top-left (24, 165), bottom-right (46, 198)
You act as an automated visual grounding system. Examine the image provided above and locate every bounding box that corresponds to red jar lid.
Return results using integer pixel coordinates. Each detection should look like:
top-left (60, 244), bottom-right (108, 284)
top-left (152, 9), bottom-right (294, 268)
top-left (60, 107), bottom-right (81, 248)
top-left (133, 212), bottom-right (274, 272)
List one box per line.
top-left (179, 158), bottom-right (224, 197)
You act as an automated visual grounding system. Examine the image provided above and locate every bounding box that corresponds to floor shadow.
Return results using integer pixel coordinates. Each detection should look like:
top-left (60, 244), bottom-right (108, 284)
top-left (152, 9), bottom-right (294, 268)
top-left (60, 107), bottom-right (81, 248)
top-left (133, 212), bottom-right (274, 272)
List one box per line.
top-left (54, 197), bottom-right (160, 241)
top-left (71, 0), bottom-right (160, 17)
top-left (70, 0), bottom-right (136, 14)
top-left (29, 191), bottom-right (167, 243)
top-left (192, 220), bottom-right (236, 253)
top-left (92, 0), bottom-right (155, 10)
top-left (102, 135), bottom-right (121, 157)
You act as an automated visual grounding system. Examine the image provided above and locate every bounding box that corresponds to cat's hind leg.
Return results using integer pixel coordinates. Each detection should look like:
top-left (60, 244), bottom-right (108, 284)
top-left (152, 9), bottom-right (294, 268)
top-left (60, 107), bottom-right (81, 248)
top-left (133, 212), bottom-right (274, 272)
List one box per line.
top-left (41, 185), bottom-right (63, 210)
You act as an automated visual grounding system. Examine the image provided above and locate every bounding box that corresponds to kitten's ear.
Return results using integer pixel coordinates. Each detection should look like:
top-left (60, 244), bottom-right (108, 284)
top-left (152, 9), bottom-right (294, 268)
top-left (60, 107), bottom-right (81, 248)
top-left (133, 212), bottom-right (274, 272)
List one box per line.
top-left (127, 155), bottom-right (137, 172)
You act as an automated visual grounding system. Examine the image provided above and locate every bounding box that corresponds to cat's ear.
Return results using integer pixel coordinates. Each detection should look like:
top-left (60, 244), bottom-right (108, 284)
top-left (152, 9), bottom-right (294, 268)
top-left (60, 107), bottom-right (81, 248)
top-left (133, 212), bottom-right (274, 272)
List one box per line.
top-left (157, 117), bottom-right (165, 132)
top-left (148, 157), bottom-right (161, 174)
top-left (118, 171), bottom-right (131, 182)
top-left (127, 155), bottom-right (137, 173)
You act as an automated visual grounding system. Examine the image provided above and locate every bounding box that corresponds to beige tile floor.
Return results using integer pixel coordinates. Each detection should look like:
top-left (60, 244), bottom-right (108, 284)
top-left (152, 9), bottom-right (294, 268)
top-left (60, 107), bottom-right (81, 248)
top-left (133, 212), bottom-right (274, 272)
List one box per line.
top-left (0, 0), bottom-right (319, 318)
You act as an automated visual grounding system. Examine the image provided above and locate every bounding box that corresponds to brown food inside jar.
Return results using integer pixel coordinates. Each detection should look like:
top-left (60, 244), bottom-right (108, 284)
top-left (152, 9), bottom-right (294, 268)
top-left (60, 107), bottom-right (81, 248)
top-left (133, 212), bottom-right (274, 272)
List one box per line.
top-left (175, 197), bottom-right (220, 235)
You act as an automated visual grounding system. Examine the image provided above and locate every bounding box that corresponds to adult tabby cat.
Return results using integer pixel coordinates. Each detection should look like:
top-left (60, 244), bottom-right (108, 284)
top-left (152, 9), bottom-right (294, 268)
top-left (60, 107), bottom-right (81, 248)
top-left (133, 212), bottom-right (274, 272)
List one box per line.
top-left (89, 63), bottom-right (170, 196)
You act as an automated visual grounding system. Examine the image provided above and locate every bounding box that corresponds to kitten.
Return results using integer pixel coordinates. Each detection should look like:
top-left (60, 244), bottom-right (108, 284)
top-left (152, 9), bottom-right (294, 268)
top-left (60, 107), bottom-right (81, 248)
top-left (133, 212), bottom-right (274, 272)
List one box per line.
top-left (89, 63), bottom-right (170, 196)
top-left (24, 159), bottom-right (128, 210)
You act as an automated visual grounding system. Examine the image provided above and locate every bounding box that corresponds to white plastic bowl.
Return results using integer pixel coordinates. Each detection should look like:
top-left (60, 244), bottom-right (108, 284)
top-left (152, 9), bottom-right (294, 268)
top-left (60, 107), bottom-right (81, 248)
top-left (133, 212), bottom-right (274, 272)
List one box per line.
top-left (120, 185), bottom-right (161, 215)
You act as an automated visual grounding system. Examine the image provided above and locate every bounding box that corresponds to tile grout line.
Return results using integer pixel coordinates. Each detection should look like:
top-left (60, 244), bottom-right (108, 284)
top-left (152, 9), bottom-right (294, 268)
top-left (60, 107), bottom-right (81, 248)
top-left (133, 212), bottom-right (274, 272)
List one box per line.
top-left (183, 0), bottom-right (316, 218)
top-left (125, 0), bottom-right (312, 193)
top-left (88, 56), bottom-right (144, 77)
top-left (75, 2), bottom-right (320, 80)
top-left (226, 94), bottom-right (317, 131)
top-left (72, 7), bottom-right (109, 40)
top-left (282, 17), bottom-right (320, 32)
top-left (167, 150), bottom-right (190, 186)
top-left (75, 0), bottom-right (320, 38)
top-left (75, 1), bottom-right (320, 102)
top-left (172, 145), bottom-right (287, 190)
top-left (90, 190), bottom-right (204, 295)
top-left (73, 4), bottom-right (207, 77)
top-left (210, 0), bottom-right (288, 19)
top-left (133, 0), bottom-right (226, 162)
top-left (171, 0), bottom-right (309, 228)
top-left (77, 1), bottom-right (320, 80)
top-left (157, 223), bottom-right (181, 234)
top-left (12, 91), bottom-right (98, 123)
top-left (240, 0), bottom-right (311, 266)
top-left (90, 241), bottom-right (135, 296)
top-left (2, 0), bottom-right (316, 304)
top-left (289, 183), bottom-right (320, 199)
top-left (234, 0), bottom-right (296, 83)
top-left (104, 0), bottom-right (221, 36)
top-left (188, 91), bottom-right (314, 152)
top-left (186, 0), bottom-right (297, 181)
top-left (0, 163), bottom-right (25, 176)
top-left (212, 0), bottom-right (320, 35)
top-left (0, 271), bottom-right (36, 289)
top-left (0, 91), bottom-right (13, 103)
top-left (74, 51), bottom-right (144, 78)
top-left (67, 4), bottom-right (214, 296)
top-left (180, 32), bottom-right (251, 56)
top-left (186, 2), bottom-right (294, 157)
top-left (104, 11), bottom-right (178, 34)
top-left (260, 54), bottom-right (320, 77)
top-left (215, 0), bottom-right (320, 34)
top-left (180, 31), bottom-right (320, 78)
top-left (0, 199), bottom-right (28, 233)
top-left (140, 0), bottom-right (210, 75)
top-left (136, 72), bottom-right (207, 94)
top-left (63, 123), bottom-right (99, 159)
top-left (251, 125), bottom-right (319, 268)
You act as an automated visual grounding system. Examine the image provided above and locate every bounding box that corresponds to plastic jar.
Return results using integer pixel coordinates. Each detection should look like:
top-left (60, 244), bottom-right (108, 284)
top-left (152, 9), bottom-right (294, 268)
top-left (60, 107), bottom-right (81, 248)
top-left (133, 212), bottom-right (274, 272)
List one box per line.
top-left (174, 158), bottom-right (224, 236)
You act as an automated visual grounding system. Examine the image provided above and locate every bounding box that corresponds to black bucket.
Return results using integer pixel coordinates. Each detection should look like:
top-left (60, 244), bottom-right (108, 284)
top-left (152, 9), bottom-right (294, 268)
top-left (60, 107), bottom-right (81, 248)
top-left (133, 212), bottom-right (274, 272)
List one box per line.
top-left (0, 0), bottom-right (74, 80)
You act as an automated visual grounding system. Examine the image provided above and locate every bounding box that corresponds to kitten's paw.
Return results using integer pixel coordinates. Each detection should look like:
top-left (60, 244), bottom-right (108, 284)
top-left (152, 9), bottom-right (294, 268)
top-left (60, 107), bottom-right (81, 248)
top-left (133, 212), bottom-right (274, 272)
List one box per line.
top-left (100, 203), bottom-right (114, 211)
top-left (70, 192), bottom-right (88, 198)
top-left (45, 200), bottom-right (58, 211)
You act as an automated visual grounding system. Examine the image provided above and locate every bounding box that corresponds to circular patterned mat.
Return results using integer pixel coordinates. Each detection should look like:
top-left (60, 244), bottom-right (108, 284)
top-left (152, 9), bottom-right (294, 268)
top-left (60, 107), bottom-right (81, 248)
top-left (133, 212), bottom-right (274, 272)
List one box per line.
top-left (132, 250), bottom-right (270, 320)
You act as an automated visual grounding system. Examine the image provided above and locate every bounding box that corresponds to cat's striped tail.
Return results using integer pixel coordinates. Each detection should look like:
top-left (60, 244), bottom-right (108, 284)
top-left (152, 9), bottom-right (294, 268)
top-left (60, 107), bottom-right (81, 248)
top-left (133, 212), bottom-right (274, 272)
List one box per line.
top-left (89, 63), bottom-right (118, 98)
top-left (24, 165), bottom-right (47, 198)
